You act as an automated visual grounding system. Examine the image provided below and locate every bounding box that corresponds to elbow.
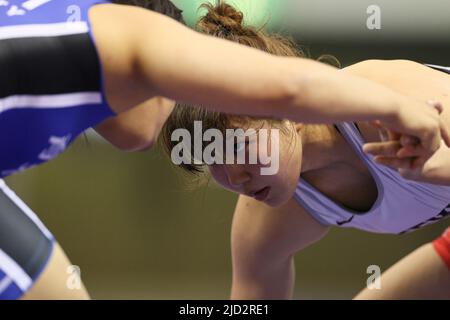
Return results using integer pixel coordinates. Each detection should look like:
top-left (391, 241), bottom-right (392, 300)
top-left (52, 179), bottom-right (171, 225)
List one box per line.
top-left (95, 116), bottom-right (160, 152)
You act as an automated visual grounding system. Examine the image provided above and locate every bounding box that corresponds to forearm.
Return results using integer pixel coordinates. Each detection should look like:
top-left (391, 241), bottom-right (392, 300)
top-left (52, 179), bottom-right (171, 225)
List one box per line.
top-left (130, 8), bottom-right (403, 124)
top-left (286, 64), bottom-right (405, 124)
top-left (355, 244), bottom-right (450, 299)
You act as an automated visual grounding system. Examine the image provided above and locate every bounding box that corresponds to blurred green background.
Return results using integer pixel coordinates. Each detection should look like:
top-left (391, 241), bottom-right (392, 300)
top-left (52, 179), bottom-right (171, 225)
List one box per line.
top-left (5, 0), bottom-right (450, 299)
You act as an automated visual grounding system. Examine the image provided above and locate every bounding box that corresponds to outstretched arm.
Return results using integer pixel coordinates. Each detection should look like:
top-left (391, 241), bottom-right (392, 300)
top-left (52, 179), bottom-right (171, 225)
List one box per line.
top-left (89, 4), bottom-right (448, 154)
top-left (230, 196), bottom-right (329, 299)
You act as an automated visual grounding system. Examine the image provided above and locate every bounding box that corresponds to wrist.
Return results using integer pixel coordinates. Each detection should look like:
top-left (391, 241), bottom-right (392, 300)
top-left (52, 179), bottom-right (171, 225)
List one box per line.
top-left (383, 95), bottom-right (406, 127)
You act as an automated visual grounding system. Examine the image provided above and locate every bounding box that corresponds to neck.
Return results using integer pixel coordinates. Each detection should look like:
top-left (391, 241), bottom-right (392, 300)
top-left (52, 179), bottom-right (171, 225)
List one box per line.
top-left (300, 124), bottom-right (353, 174)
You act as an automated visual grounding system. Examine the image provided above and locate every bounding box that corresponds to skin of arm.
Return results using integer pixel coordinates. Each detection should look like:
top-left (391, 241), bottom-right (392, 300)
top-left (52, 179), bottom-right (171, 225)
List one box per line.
top-left (88, 4), bottom-right (448, 153)
top-left (94, 97), bottom-right (174, 152)
top-left (354, 243), bottom-right (450, 299)
top-left (230, 195), bottom-right (329, 300)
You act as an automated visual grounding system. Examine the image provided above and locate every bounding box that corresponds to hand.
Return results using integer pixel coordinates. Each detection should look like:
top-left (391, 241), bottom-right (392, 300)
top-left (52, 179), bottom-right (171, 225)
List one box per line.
top-left (365, 101), bottom-right (448, 164)
top-left (378, 100), bottom-right (450, 157)
top-left (363, 124), bottom-right (427, 171)
top-left (367, 141), bottom-right (450, 185)
top-left (363, 101), bottom-right (450, 185)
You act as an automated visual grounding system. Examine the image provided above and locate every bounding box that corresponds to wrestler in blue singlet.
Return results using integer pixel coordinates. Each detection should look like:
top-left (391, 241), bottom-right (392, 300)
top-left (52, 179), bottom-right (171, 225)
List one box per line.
top-left (0, 0), bottom-right (114, 299)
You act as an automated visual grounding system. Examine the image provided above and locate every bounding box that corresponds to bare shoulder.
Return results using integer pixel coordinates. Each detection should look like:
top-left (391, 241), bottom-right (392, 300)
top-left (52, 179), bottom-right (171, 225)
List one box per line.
top-left (343, 59), bottom-right (450, 103)
top-left (343, 59), bottom-right (426, 76)
top-left (232, 195), bottom-right (329, 257)
top-left (343, 59), bottom-right (424, 69)
top-left (342, 59), bottom-right (448, 81)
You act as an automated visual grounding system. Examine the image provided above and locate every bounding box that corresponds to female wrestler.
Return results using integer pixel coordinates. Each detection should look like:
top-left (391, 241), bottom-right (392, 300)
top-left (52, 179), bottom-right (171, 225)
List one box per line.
top-left (357, 67), bottom-right (450, 299)
top-left (160, 2), bottom-right (450, 299)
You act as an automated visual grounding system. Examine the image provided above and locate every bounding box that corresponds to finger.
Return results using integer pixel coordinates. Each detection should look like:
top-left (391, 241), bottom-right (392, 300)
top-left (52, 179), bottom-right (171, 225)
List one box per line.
top-left (387, 129), bottom-right (401, 141)
top-left (363, 141), bottom-right (402, 157)
top-left (397, 144), bottom-right (427, 158)
top-left (400, 135), bottom-right (419, 147)
top-left (369, 120), bottom-right (382, 129)
top-left (369, 121), bottom-right (390, 142)
top-left (421, 128), bottom-right (441, 156)
top-left (428, 100), bottom-right (443, 114)
top-left (428, 100), bottom-right (450, 148)
top-left (378, 128), bottom-right (389, 142)
top-left (374, 156), bottom-right (413, 170)
top-left (428, 100), bottom-right (450, 147)
top-left (439, 117), bottom-right (450, 148)
top-left (411, 156), bottom-right (427, 170)
top-left (424, 100), bottom-right (445, 151)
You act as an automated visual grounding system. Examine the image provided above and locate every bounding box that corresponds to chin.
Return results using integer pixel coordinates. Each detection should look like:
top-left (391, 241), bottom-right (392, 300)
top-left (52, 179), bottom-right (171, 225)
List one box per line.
top-left (264, 194), bottom-right (288, 208)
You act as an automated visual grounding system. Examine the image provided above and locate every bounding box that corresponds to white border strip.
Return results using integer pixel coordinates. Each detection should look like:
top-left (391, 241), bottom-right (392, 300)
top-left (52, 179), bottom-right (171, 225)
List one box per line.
top-left (0, 21), bottom-right (89, 40)
top-left (0, 92), bottom-right (102, 113)
top-left (0, 250), bottom-right (31, 292)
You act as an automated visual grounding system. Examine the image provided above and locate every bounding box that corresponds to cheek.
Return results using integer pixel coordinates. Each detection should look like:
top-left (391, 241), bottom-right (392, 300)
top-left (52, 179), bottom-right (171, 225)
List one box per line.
top-left (279, 136), bottom-right (302, 190)
top-left (255, 132), bottom-right (292, 184)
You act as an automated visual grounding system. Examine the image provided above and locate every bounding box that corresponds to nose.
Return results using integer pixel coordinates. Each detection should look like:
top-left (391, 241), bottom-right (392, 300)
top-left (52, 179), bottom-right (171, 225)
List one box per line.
top-left (224, 165), bottom-right (250, 188)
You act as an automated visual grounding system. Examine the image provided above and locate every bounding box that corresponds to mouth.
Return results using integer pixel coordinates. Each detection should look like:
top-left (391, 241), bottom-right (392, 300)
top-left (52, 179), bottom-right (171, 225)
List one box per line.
top-left (250, 186), bottom-right (271, 201)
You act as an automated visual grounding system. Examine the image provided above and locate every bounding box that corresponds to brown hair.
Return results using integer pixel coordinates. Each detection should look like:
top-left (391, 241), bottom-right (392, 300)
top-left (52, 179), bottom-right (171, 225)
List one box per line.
top-left (160, 1), bottom-right (338, 175)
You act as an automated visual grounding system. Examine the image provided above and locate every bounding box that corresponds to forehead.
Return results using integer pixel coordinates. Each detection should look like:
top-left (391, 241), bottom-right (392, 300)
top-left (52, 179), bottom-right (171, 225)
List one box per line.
top-left (227, 118), bottom-right (274, 134)
top-left (223, 127), bottom-right (259, 142)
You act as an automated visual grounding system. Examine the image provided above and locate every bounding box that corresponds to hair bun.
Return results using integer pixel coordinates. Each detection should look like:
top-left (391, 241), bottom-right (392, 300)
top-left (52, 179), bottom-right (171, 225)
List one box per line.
top-left (198, 1), bottom-right (245, 35)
